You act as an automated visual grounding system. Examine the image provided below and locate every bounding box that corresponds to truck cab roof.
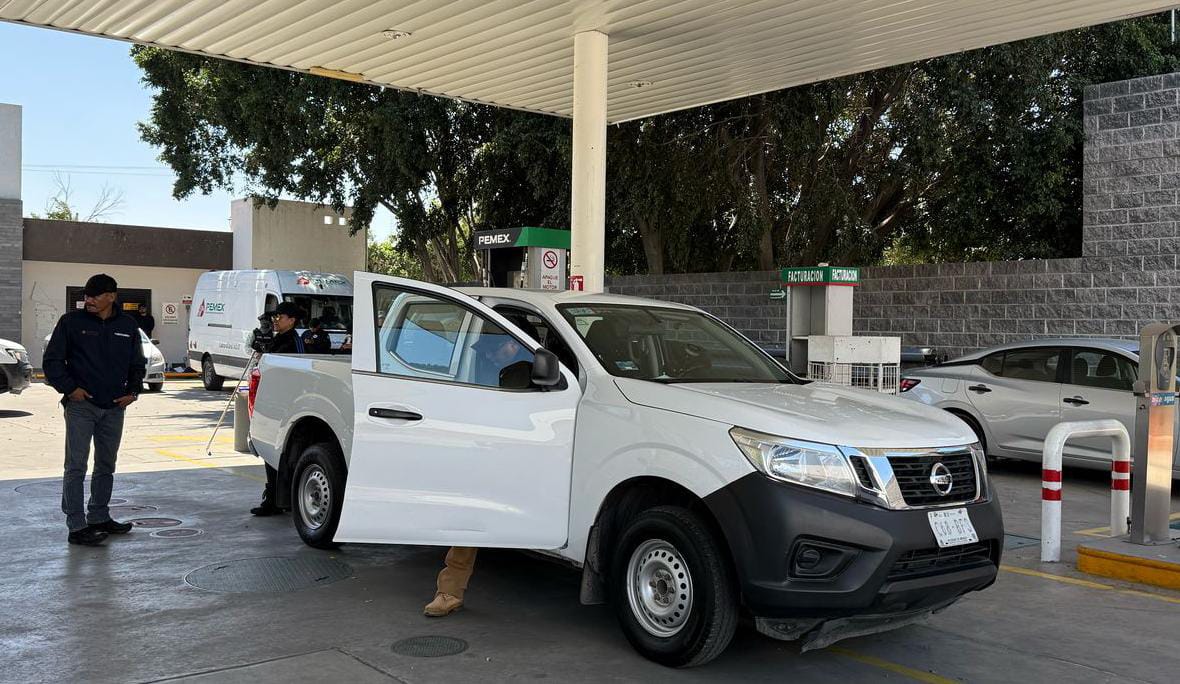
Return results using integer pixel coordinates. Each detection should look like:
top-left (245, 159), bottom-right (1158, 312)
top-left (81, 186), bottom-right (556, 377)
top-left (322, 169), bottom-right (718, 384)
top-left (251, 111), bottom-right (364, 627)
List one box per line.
top-left (455, 287), bottom-right (698, 312)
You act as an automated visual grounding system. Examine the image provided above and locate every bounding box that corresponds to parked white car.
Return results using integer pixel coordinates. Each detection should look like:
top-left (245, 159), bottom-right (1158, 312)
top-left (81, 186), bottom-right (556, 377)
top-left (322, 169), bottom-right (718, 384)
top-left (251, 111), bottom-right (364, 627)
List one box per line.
top-left (0, 338), bottom-right (32, 395)
top-left (248, 273), bottom-right (1003, 667)
top-left (898, 338), bottom-right (1178, 476)
top-left (42, 329), bottom-right (165, 392)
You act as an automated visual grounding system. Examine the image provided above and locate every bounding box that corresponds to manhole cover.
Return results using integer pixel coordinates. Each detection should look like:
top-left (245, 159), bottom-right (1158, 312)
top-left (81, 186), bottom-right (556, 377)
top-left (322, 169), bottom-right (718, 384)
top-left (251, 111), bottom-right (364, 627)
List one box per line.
top-left (1004, 533), bottom-right (1040, 550)
top-left (14, 481), bottom-right (61, 497)
top-left (185, 557), bottom-right (353, 593)
top-left (151, 528), bottom-right (202, 539)
top-left (392, 636), bottom-right (468, 658)
top-left (110, 505), bottom-right (157, 516)
top-left (130, 517), bottom-right (182, 528)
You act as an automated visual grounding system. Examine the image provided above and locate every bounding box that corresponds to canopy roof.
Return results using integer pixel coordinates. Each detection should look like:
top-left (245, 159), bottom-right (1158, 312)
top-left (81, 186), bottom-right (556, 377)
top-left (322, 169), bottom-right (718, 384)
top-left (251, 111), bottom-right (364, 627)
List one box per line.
top-left (2, 0), bottom-right (1173, 123)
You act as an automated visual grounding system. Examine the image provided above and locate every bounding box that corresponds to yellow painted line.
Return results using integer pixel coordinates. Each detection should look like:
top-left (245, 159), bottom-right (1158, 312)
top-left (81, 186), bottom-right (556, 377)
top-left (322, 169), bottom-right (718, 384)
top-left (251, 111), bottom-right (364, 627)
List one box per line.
top-left (149, 434), bottom-right (233, 444)
top-left (829, 647), bottom-right (957, 683)
top-left (1001, 564), bottom-right (1180, 605)
top-left (154, 448), bottom-right (265, 482)
top-left (1074, 512), bottom-right (1180, 538)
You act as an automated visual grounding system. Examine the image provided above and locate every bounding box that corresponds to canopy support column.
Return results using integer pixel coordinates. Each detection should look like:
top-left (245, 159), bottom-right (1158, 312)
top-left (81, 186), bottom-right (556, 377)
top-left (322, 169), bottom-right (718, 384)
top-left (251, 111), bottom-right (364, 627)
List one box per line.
top-left (569, 30), bottom-right (608, 293)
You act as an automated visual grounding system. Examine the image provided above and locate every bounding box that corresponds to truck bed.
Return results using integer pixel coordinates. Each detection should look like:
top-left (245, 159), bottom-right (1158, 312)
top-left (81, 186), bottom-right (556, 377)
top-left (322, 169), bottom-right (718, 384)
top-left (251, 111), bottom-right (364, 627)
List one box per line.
top-left (249, 353), bottom-right (354, 467)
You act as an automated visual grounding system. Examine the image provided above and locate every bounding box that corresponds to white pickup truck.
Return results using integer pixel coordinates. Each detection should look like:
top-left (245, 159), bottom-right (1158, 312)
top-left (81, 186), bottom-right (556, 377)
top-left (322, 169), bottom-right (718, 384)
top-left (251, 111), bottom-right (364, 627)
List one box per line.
top-left (248, 273), bottom-right (1003, 667)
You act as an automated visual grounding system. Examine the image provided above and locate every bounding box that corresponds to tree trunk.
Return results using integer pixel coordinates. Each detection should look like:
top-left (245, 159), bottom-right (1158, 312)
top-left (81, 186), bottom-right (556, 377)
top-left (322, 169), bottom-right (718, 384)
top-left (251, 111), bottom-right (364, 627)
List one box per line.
top-left (637, 217), bottom-right (665, 274)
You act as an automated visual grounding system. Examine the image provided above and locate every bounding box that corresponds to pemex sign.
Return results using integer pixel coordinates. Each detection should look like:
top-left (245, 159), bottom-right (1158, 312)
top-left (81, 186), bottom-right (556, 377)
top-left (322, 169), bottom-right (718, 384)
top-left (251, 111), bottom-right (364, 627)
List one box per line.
top-left (780, 266), bottom-right (859, 287)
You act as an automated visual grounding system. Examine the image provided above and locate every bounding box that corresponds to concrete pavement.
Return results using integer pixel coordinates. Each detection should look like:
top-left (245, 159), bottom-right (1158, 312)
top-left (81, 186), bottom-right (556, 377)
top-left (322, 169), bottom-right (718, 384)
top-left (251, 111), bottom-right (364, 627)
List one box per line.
top-left (2, 380), bottom-right (1179, 683)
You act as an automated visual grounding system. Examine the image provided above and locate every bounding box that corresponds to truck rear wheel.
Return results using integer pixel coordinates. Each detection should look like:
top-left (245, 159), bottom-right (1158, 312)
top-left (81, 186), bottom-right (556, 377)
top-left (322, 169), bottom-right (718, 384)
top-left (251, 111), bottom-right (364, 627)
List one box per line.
top-left (610, 506), bottom-right (738, 667)
top-left (291, 442), bottom-right (346, 549)
top-left (201, 356), bottom-right (224, 391)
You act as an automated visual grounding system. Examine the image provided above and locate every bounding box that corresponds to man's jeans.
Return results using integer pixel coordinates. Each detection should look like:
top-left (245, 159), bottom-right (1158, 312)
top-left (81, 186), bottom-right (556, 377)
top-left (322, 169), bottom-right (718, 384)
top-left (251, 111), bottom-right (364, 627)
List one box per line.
top-left (62, 401), bottom-right (125, 532)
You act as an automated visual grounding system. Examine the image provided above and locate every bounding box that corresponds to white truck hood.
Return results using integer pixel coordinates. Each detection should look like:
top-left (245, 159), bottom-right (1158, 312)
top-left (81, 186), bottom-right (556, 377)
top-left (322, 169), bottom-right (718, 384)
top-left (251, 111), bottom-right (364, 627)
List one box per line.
top-left (614, 378), bottom-right (975, 449)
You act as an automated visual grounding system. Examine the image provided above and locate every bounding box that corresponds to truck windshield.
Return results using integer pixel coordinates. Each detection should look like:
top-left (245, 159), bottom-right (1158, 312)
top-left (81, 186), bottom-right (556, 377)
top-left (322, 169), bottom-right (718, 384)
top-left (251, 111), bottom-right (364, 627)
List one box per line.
top-left (283, 295), bottom-right (353, 331)
top-left (557, 304), bottom-right (798, 384)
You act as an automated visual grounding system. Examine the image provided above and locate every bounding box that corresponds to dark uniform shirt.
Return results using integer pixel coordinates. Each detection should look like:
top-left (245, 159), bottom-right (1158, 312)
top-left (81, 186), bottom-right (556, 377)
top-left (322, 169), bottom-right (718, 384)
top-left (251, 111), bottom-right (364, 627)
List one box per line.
top-left (267, 328), bottom-right (306, 354)
top-left (44, 310), bottom-right (147, 408)
top-left (301, 330), bottom-right (332, 354)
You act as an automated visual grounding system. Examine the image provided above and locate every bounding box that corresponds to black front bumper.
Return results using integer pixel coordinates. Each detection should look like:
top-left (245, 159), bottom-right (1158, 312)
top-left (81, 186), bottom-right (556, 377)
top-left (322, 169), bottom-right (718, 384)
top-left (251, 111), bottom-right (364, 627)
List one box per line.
top-left (704, 472), bottom-right (1003, 625)
top-left (0, 360), bottom-right (32, 395)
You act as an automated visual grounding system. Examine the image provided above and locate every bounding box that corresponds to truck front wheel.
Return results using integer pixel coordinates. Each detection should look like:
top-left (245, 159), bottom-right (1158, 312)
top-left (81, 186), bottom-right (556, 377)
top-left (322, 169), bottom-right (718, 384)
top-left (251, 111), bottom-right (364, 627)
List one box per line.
top-left (291, 442), bottom-right (346, 549)
top-left (610, 506), bottom-right (738, 667)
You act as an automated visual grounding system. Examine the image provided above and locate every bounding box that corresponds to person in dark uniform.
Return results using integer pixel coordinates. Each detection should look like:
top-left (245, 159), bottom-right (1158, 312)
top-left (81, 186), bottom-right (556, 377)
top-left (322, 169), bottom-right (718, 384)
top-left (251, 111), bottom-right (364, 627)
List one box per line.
top-left (43, 274), bottom-right (147, 546)
top-left (301, 318), bottom-right (332, 354)
top-left (250, 301), bottom-right (306, 516)
top-left (135, 304), bottom-right (155, 338)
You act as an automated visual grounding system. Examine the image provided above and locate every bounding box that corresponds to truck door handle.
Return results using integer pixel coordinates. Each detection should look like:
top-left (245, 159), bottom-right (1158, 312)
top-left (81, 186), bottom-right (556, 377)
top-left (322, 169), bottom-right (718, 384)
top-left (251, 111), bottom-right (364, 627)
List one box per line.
top-left (1063, 396), bottom-right (1089, 406)
top-left (967, 384), bottom-right (992, 394)
top-left (368, 408), bottom-right (423, 421)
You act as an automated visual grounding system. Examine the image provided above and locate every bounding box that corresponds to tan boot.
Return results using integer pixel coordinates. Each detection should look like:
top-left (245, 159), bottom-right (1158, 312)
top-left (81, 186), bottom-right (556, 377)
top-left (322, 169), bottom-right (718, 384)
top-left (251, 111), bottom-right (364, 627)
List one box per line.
top-left (423, 592), bottom-right (463, 617)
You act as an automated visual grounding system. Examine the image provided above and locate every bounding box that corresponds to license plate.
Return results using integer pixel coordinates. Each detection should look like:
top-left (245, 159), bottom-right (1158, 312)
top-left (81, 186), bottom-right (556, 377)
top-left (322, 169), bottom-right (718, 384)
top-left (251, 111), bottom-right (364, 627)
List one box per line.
top-left (927, 508), bottom-right (978, 548)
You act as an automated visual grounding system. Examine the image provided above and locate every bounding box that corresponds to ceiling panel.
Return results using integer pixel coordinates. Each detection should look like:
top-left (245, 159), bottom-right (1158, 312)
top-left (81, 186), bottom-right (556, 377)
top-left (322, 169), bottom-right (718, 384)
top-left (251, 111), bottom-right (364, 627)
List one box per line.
top-left (1, 0), bottom-right (1172, 122)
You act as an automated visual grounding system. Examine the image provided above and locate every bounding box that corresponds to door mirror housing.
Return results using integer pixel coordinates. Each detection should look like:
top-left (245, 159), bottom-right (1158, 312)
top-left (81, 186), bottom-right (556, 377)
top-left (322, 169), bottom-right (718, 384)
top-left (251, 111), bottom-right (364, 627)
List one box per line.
top-left (531, 349), bottom-right (562, 388)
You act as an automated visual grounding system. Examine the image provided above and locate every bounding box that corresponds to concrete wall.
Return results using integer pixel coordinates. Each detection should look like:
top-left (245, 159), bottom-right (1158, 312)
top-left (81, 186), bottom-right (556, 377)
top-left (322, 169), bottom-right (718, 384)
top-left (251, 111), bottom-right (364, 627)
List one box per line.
top-left (0, 104), bottom-right (19, 201)
top-left (0, 105), bottom-right (22, 344)
top-left (232, 198), bottom-right (366, 274)
top-left (0, 200), bottom-right (20, 343)
top-left (23, 219), bottom-right (231, 269)
top-left (22, 261), bottom-right (208, 369)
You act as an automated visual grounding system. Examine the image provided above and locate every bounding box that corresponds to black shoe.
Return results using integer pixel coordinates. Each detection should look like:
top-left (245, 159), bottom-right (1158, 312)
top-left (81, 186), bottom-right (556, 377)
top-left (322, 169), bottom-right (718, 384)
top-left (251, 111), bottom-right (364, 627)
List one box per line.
top-left (68, 527), bottom-right (109, 546)
top-left (250, 504), bottom-right (281, 517)
top-left (91, 519), bottom-right (133, 534)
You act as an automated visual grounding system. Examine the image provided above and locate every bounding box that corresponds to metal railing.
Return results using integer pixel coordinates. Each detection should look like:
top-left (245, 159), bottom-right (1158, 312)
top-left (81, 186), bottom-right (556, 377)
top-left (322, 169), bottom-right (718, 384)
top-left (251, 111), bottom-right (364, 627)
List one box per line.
top-left (1040, 420), bottom-right (1131, 562)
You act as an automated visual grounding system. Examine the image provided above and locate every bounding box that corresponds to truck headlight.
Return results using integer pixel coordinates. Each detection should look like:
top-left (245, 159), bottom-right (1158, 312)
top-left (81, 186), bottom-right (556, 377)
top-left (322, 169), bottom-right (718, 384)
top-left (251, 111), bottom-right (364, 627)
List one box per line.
top-left (730, 427), bottom-right (857, 497)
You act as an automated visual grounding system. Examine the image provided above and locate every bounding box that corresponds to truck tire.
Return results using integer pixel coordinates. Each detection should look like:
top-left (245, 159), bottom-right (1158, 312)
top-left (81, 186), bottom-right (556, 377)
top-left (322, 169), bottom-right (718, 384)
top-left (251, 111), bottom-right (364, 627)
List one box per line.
top-left (291, 442), bottom-right (346, 549)
top-left (610, 505), bottom-right (738, 668)
top-left (201, 356), bottom-right (224, 391)
top-left (146, 381), bottom-right (164, 393)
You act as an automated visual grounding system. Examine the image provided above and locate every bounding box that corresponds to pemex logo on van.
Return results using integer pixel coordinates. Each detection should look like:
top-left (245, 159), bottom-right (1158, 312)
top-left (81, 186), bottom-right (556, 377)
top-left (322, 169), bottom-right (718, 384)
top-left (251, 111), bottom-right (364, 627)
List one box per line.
top-left (196, 299), bottom-right (225, 317)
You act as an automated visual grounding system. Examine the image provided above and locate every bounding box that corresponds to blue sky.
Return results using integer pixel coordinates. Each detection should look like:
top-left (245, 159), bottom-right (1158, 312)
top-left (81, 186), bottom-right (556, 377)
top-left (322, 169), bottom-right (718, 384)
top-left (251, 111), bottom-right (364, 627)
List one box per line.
top-left (0, 22), bottom-right (395, 240)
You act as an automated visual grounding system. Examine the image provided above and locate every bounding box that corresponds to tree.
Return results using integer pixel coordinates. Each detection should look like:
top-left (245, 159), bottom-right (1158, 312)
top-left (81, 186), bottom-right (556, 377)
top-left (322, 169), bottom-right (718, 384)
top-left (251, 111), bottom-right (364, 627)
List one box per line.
top-left (367, 234), bottom-right (423, 280)
top-left (30, 172), bottom-right (125, 222)
top-left (134, 14), bottom-right (1180, 276)
top-left (133, 45), bottom-right (569, 283)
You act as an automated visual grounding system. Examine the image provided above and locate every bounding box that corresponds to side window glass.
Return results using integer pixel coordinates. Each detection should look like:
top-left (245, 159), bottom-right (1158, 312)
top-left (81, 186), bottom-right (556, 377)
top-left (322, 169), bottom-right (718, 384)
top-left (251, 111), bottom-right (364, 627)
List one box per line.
top-left (980, 353), bottom-right (1003, 376)
top-left (1070, 350), bottom-right (1135, 391)
top-left (373, 285), bottom-right (534, 389)
top-left (464, 320), bottom-right (535, 390)
top-left (493, 306), bottom-right (579, 375)
top-left (998, 348), bottom-right (1060, 383)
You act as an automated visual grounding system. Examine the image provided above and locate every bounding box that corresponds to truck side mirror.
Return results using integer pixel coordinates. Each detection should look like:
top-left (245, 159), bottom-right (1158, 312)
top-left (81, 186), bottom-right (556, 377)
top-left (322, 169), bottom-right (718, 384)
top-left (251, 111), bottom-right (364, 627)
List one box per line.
top-left (531, 349), bottom-right (562, 388)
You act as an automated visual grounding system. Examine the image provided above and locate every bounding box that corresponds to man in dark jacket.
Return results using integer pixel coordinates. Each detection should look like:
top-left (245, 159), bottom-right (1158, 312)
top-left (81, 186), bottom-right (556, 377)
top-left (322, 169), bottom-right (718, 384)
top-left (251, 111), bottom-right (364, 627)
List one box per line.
top-left (301, 318), bottom-right (332, 354)
top-left (251, 301), bottom-right (305, 515)
top-left (135, 304), bottom-right (155, 338)
top-left (44, 274), bottom-right (147, 546)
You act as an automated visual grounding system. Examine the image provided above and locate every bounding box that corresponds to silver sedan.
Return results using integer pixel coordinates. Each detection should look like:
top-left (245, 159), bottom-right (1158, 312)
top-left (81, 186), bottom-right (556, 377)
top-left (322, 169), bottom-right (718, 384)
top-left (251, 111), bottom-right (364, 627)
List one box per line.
top-left (898, 338), bottom-right (1178, 476)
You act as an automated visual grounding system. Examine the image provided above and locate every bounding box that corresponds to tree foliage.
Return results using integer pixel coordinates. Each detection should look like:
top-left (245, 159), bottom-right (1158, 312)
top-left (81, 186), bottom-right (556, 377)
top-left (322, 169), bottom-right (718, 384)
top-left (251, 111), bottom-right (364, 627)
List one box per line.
top-left (135, 14), bottom-right (1180, 276)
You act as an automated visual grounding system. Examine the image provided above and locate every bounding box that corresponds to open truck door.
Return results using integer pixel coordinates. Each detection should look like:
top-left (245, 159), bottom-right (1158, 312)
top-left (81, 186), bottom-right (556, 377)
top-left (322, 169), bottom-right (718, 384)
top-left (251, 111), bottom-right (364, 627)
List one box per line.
top-left (335, 272), bottom-right (581, 549)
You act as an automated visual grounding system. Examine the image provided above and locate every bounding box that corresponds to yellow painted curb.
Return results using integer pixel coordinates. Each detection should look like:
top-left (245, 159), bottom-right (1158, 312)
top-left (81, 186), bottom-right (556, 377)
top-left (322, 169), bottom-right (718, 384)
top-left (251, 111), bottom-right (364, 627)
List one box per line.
top-left (1077, 546), bottom-right (1180, 591)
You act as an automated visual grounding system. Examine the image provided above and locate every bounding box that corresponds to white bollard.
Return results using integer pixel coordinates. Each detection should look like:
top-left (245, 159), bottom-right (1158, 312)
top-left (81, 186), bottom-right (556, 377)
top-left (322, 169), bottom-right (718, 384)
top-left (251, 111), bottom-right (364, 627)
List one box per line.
top-left (1041, 419), bottom-right (1131, 562)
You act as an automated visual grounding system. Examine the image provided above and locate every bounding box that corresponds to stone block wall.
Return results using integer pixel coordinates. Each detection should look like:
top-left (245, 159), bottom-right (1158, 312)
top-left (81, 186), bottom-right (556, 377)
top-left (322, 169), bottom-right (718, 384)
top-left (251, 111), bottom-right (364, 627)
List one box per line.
top-left (0, 199), bottom-right (21, 342)
top-left (608, 73), bottom-right (1180, 360)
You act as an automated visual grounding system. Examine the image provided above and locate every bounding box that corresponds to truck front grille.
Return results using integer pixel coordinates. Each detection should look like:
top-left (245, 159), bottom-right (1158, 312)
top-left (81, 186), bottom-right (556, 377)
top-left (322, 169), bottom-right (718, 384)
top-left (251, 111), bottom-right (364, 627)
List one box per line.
top-left (887, 450), bottom-right (977, 506)
top-left (887, 542), bottom-right (995, 581)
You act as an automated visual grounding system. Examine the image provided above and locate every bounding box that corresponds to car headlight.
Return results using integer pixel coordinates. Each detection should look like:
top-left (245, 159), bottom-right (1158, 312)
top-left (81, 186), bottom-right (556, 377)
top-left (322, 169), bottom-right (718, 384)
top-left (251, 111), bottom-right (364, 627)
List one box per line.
top-left (151, 352), bottom-right (165, 364)
top-left (970, 442), bottom-right (987, 478)
top-left (730, 427), bottom-right (857, 497)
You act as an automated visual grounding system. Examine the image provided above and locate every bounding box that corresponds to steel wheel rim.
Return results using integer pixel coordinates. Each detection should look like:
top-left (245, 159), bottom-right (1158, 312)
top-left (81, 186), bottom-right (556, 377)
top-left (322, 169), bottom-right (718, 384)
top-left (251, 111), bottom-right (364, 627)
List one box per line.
top-left (626, 539), bottom-right (694, 637)
top-left (299, 465), bottom-right (331, 531)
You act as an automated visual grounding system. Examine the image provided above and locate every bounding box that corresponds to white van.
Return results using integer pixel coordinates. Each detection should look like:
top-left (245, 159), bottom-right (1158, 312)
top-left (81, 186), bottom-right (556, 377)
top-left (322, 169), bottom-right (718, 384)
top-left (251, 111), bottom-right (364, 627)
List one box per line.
top-left (187, 269), bottom-right (353, 389)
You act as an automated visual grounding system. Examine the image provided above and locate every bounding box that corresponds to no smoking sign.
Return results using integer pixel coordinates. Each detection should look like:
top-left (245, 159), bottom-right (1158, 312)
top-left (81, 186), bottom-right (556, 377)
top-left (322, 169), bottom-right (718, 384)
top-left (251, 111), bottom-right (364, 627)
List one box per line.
top-left (542, 250), bottom-right (559, 269)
